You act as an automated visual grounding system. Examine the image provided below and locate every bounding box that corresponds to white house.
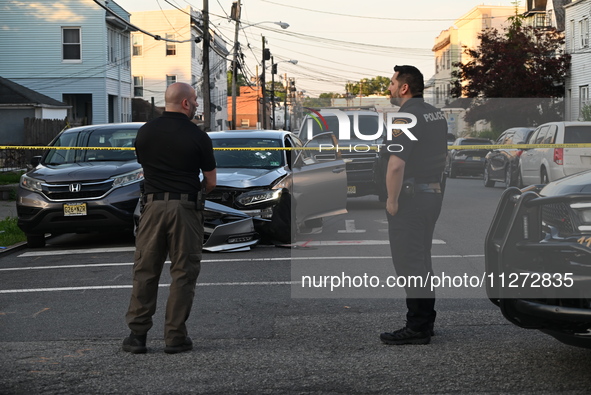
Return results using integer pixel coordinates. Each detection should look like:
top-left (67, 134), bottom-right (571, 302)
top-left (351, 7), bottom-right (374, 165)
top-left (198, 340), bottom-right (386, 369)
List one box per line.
top-left (564, 0), bottom-right (591, 121)
top-left (131, 7), bottom-right (229, 130)
top-left (0, 0), bottom-right (134, 125)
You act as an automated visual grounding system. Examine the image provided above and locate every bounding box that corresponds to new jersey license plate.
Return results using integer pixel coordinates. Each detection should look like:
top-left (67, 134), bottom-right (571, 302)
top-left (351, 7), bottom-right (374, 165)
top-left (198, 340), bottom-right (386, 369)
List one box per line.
top-left (347, 186), bottom-right (356, 195)
top-left (63, 202), bottom-right (87, 216)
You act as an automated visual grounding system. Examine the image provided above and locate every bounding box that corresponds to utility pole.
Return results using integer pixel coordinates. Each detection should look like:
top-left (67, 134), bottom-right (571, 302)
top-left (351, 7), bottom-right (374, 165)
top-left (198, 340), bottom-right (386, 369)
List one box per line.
top-left (230, 1), bottom-right (240, 130)
top-left (271, 56), bottom-right (275, 130)
top-left (202, 0), bottom-right (211, 131)
top-left (261, 36), bottom-right (269, 129)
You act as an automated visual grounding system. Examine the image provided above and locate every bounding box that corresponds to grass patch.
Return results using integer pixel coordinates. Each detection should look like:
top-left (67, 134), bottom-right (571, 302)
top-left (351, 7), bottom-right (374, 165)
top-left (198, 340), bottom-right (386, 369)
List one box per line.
top-left (0, 171), bottom-right (23, 185)
top-left (0, 217), bottom-right (26, 247)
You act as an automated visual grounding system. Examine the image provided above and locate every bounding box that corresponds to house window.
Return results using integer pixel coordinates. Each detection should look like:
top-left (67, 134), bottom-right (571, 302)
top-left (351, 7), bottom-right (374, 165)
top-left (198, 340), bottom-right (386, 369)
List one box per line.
top-left (121, 33), bottom-right (130, 69)
top-left (547, 10), bottom-right (553, 27)
top-left (166, 75), bottom-right (177, 87)
top-left (62, 27), bottom-right (81, 61)
top-left (166, 33), bottom-right (176, 56)
top-left (133, 76), bottom-right (144, 97)
top-left (108, 28), bottom-right (117, 63)
top-left (535, 13), bottom-right (546, 28)
top-left (132, 34), bottom-right (143, 56)
top-left (580, 18), bottom-right (589, 48)
top-left (580, 86), bottom-right (590, 117)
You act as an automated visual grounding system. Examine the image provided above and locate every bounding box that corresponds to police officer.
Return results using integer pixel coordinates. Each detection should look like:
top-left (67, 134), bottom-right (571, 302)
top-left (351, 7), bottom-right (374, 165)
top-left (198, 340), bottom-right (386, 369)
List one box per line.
top-left (380, 65), bottom-right (448, 345)
top-left (123, 82), bottom-right (217, 354)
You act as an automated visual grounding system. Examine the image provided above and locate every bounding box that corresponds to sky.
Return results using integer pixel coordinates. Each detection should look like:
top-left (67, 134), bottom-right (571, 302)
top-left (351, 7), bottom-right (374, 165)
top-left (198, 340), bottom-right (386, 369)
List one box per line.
top-left (114, 0), bottom-right (520, 97)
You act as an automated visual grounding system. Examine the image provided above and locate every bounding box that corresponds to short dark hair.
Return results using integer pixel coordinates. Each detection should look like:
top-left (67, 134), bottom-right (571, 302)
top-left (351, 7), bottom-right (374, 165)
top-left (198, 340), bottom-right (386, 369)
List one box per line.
top-left (394, 65), bottom-right (424, 96)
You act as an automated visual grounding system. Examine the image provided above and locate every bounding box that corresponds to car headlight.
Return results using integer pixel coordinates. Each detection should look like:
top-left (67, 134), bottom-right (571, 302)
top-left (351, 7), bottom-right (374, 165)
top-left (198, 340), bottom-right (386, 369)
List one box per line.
top-left (570, 202), bottom-right (591, 231)
top-left (236, 189), bottom-right (282, 207)
top-left (112, 168), bottom-right (144, 188)
top-left (20, 174), bottom-right (44, 193)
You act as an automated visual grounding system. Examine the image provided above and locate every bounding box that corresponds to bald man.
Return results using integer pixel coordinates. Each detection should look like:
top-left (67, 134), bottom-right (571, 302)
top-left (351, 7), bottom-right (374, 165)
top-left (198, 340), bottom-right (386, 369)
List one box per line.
top-left (123, 82), bottom-right (216, 354)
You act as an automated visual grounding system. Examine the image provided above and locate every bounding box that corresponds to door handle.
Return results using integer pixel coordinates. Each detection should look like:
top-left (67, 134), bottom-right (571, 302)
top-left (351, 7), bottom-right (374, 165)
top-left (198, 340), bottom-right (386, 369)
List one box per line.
top-left (332, 167), bottom-right (346, 173)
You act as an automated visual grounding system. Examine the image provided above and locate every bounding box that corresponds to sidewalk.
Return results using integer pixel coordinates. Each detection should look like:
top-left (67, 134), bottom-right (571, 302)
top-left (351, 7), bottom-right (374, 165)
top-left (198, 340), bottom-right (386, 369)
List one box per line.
top-left (0, 200), bottom-right (17, 219)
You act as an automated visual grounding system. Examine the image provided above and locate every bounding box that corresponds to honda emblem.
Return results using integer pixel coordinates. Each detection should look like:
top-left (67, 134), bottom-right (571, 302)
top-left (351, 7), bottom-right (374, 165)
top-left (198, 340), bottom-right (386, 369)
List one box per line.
top-left (69, 183), bottom-right (81, 193)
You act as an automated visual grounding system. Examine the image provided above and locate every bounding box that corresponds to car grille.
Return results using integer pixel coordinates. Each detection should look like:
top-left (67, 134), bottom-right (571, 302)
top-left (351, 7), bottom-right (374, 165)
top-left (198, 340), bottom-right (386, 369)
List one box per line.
top-left (341, 152), bottom-right (377, 172)
top-left (43, 179), bottom-right (114, 201)
top-left (541, 202), bottom-right (577, 237)
top-left (207, 187), bottom-right (242, 208)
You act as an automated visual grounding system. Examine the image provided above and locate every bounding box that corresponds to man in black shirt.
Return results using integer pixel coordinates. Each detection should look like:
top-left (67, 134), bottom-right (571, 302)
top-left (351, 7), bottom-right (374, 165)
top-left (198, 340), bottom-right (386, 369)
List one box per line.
top-left (380, 65), bottom-right (448, 345)
top-left (123, 82), bottom-right (216, 354)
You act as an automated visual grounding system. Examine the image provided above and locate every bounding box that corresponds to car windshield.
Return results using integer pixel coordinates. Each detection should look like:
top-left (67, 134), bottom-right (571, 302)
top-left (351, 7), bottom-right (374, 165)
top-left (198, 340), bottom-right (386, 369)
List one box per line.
top-left (212, 138), bottom-right (284, 169)
top-left (44, 128), bottom-right (138, 165)
top-left (301, 114), bottom-right (384, 143)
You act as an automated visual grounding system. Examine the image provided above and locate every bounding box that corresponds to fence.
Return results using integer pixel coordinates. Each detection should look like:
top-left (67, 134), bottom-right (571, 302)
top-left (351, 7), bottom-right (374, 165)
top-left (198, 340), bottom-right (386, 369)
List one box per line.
top-left (23, 118), bottom-right (67, 146)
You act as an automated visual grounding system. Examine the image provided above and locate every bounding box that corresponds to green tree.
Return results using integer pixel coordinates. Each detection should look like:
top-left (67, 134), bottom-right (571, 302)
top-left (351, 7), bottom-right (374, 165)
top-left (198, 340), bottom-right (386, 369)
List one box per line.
top-left (346, 76), bottom-right (390, 96)
top-left (227, 71), bottom-right (248, 96)
top-left (451, 11), bottom-right (570, 131)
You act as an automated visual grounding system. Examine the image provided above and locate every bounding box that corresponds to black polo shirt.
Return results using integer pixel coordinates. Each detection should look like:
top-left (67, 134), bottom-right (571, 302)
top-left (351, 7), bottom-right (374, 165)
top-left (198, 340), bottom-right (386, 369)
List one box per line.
top-left (387, 97), bottom-right (448, 183)
top-left (135, 111), bottom-right (216, 195)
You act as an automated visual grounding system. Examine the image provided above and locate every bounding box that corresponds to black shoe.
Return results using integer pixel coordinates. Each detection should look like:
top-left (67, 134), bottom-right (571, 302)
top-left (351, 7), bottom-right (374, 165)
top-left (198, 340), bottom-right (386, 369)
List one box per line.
top-left (429, 323), bottom-right (435, 337)
top-left (122, 333), bottom-right (147, 354)
top-left (164, 336), bottom-right (193, 354)
top-left (380, 327), bottom-right (431, 345)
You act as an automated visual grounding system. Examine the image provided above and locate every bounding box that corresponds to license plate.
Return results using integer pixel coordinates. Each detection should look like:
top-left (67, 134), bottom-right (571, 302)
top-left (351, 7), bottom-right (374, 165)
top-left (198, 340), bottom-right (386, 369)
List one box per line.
top-left (472, 156), bottom-right (481, 161)
top-left (63, 202), bottom-right (87, 216)
top-left (347, 186), bottom-right (356, 195)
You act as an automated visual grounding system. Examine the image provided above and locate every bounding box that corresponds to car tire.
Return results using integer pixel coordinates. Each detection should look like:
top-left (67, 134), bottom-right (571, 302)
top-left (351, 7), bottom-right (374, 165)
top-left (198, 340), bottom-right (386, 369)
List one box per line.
top-left (541, 168), bottom-right (549, 184)
top-left (516, 166), bottom-right (524, 188)
top-left (449, 164), bottom-right (457, 179)
top-left (26, 234), bottom-right (45, 248)
top-left (483, 166), bottom-right (495, 187)
top-left (505, 167), bottom-right (514, 187)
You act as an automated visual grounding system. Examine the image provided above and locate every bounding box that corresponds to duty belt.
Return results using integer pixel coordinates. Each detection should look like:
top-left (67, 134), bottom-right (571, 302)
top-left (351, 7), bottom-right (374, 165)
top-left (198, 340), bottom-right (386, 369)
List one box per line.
top-left (143, 192), bottom-right (199, 203)
top-left (415, 183), bottom-right (442, 194)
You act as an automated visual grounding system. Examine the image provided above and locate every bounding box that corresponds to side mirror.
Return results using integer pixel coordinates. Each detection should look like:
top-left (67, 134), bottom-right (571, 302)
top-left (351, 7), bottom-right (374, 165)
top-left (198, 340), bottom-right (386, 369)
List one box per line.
top-left (30, 156), bottom-right (42, 168)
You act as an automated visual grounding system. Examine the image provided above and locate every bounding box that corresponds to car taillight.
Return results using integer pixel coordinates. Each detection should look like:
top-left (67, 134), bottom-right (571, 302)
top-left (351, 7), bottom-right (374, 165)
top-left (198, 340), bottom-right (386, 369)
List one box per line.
top-left (553, 148), bottom-right (563, 165)
top-left (516, 149), bottom-right (524, 157)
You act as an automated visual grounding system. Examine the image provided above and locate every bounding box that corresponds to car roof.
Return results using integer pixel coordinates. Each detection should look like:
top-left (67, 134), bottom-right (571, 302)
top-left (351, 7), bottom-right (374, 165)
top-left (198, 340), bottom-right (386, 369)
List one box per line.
top-left (61, 122), bottom-right (144, 134)
top-left (210, 130), bottom-right (293, 139)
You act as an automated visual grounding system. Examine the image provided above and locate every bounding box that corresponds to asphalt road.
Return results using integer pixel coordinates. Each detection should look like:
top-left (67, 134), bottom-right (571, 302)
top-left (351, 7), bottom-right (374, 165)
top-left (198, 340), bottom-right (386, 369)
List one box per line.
top-left (1, 177), bottom-right (591, 394)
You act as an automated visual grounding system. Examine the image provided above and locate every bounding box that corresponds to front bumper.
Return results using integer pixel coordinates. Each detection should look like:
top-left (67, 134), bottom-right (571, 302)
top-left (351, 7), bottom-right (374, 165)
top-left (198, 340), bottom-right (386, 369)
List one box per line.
top-left (485, 187), bottom-right (591, 345)
top-left (17, 184), bottom-right (140, 235)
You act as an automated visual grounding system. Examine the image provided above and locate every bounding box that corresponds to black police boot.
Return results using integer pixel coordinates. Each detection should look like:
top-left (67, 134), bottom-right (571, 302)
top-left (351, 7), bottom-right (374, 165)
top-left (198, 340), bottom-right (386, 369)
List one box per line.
top-left (122, 333), bottom-right (147, 354)
top-left (380, 326), bottom-right (431, 345)
top-left (164, 336), bottom-right (193, 354)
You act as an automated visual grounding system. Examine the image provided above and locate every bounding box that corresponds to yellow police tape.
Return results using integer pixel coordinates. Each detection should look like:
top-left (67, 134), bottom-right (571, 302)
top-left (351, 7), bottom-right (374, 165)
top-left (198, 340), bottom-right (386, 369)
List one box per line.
top-left (3, 143), bottom-right (591, 151)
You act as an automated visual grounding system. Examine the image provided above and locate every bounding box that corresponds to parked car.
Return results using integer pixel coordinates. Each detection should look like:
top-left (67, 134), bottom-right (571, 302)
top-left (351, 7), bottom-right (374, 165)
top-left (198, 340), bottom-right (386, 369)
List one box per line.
top-left (17, 123), bottom-right (144, 248)
top-left (446, 137), bottom-right (493, 178)
top-left (485, 171), bottom-right (591, 348)
top-left (518, 121), bottom-right (591, 186)
top-left (484, 127), bottom-right (535, 188)
top-left (296, 109), bottom-right (386, 200)
top-left (207, 130), bottom-right (348, 243)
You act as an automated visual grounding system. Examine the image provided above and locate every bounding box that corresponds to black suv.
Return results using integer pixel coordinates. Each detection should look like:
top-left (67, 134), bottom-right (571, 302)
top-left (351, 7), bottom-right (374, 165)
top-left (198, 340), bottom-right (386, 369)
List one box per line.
top-left (297, 109), bottom-right (386, 200)
top-left (17, 123), bottom-right (144, 247)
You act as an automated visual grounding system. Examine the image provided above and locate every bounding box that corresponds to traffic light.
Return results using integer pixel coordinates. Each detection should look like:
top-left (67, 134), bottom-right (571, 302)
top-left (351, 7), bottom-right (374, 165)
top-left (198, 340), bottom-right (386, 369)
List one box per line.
top-left (263, 48), bottom-right (271, 61)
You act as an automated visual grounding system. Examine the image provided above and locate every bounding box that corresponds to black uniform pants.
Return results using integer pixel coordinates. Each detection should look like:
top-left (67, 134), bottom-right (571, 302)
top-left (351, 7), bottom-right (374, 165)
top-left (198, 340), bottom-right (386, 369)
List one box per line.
top-left (387, 191), bottom-right (443, 332)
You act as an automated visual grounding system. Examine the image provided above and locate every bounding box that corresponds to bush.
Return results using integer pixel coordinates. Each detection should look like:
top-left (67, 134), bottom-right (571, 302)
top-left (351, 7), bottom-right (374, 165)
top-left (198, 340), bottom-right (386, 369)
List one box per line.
top-left (0, 217), bottom-right (26, 247)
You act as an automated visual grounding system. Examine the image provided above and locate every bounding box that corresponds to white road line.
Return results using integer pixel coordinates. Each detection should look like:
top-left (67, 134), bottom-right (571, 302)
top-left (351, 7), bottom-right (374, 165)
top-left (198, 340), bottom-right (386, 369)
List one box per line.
top-left (337, 220), bottom-right (366, 233)
top-left (0, 255), bottom-right (484, 272)
top-left (0, 281), bottom-right (300, 294)
top-left (16, 239), bottom-right (446, 257)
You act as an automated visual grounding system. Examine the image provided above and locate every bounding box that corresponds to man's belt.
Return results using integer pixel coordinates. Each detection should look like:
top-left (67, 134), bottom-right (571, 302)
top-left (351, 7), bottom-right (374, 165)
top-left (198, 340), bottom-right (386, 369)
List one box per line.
top-left (415, 183), bottom-right (442, 194)
top-left (143, 192), bottom-right (199, 203)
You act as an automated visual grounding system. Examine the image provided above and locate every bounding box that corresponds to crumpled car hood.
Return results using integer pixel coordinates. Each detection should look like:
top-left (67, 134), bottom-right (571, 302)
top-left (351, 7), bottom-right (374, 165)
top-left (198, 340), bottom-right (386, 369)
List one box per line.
top-left (27, 162), bottom-right (142, 183)
top-left (215, 167), bottom-right (288, 188)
